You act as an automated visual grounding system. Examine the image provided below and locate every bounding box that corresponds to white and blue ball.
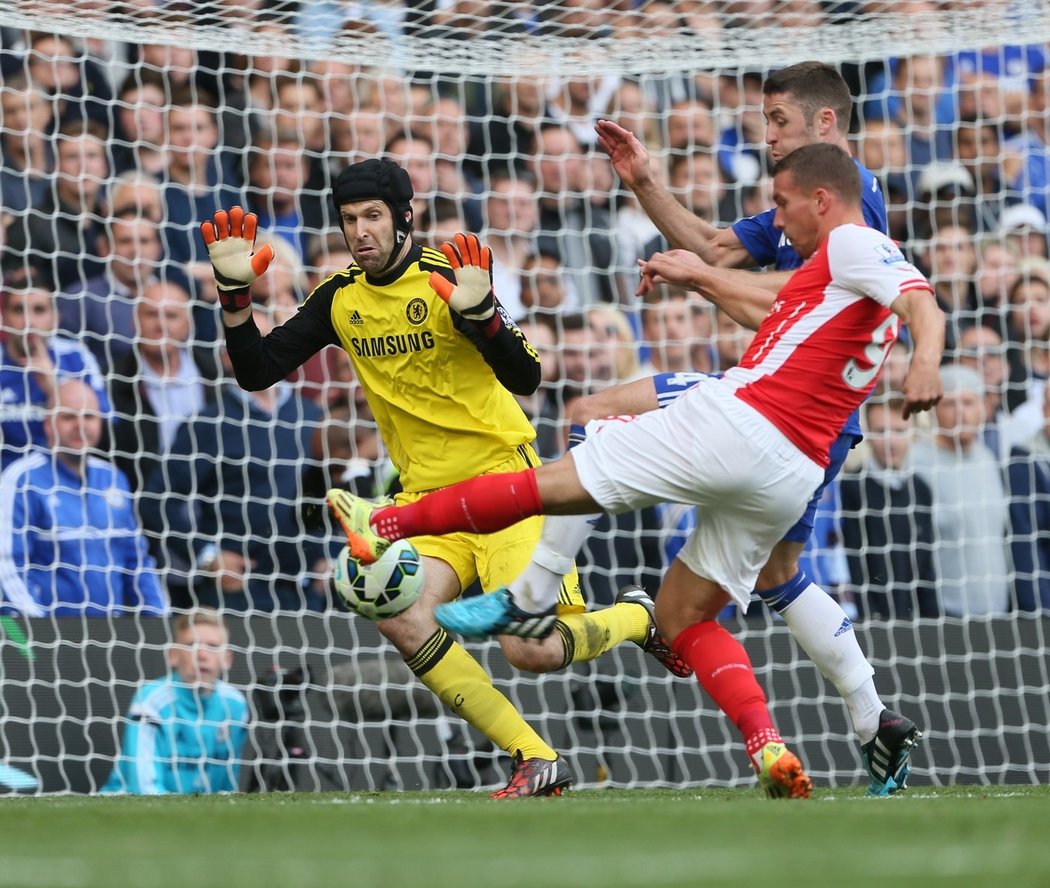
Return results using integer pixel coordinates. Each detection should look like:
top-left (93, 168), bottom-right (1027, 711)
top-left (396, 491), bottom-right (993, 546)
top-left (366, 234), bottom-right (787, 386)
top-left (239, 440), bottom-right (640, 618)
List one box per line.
top-left (333, 539), bottom-right (424, 620)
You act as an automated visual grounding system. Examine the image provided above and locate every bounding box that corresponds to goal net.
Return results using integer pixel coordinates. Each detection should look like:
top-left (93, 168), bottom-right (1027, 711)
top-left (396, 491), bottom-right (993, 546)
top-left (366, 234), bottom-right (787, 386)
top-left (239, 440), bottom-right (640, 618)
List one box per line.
top-left (1, 0), bottom-right (1049, 795)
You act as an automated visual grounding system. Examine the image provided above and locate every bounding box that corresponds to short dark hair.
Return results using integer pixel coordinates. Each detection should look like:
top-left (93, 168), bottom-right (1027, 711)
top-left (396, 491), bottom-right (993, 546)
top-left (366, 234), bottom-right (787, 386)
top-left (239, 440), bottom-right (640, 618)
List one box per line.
top-left (864, 395), bottom-right (906, 419)
top-left (764, 61), bottom-right (852, 136)
top-left (54, 118), bottom-right (108, 144)
top-left (775, 143), bottom-right (861, 206)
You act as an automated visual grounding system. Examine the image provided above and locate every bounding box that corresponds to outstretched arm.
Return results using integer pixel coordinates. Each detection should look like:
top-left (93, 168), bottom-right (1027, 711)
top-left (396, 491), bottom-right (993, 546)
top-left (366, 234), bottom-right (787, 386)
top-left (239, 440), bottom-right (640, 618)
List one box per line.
top-left (638, 249), bottom-right (777, 331)
top-left (595, 119), bottom-right (753, 268)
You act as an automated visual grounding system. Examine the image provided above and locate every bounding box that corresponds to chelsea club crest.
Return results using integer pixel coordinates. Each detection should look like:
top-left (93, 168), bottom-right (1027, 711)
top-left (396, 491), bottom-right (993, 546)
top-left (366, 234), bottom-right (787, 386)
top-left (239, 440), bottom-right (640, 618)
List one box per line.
top-left (406, 298), bottom-right (428, 325)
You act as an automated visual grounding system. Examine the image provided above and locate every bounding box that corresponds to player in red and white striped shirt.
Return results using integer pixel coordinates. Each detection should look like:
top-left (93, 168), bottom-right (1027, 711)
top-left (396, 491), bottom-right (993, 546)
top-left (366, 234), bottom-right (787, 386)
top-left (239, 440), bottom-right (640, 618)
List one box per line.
top-left (329, 143), bottom-right (945, 798)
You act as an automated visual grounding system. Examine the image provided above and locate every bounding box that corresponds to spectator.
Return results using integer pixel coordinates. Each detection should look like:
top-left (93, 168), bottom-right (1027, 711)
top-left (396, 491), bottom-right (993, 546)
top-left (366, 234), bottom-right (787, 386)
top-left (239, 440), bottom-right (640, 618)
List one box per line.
top-left (666, 149), bottom-right (732, 225)
top-left (0, 379), bottom-right (167, 617)
top-left (0, 281), bottom-right (111, 470)
top-left (101, 608), bottom-right (248, 794)
top-left (138, 308), bottom-right (328, 612)
top-left (1004, 259), bottom-right (1050, 417)
top-left (304, 229), bottom-right (355, 288)
top-left (891, 55), bottom-right (955, 192)
top-left (482, 171), bottom-right (540, 321)
top-left (244, 129), bottom-right (325, 260)
top-left (335, 106), bottom-right (386, 167)
top-left (854, 118), bottom-right (910, 242)
top-left (419, 94), bottom-right (484, 231)
top-left (135, 41), bottom-right (196, 95)
top-left (637, 286), bottom-right (702, 375)
top-left (976, 236), bottom-right (1020, 324)
top-left (913, 162), bottom-right (976, 242)
top-left (512, 317), bottom-right (560, 456)
top-left (109, 71), bottom-right (168, 177)
top-left (268, 73), bottom-right (328, 159)
top-left (109, 280), bottom-right (218, 493)
top-left (715, 74), bottom-right (764, 186)
top-left (908, 363), bottom-right (1011, 616)
top-left (228, 34), bottom-right (303, 136)
top-left (840, 397), bottom-right (939, 620)
top-left (956, 323), bottom-right (1020, 460)
top-left (385, 132), bottom-right (436, 230)
top-left (21, 31), bottom-right (112, 128)
top-left (519, 247), bottom-right (578, 321)
top-left (466, 74), bottom-right (545, 178)
top-left (915, 221), bottom-right (979, 351)
top-left (1000, 73), bottom-right (1050, 218)
top-left (665, 96), bottom-right (717, 156)
top-left (554, 310), bottom-right (616, 399)
top-left (1007, 382), bottom-right (1050, 611)
top-left (105, 170), bottom-right (164, 221)
top-left (545, 70), bottom-right (620, 149)
top-left (605, 79), bottom-right (659, 152)
top-left (587, 303), bottom-right (642, 384)
top-left (712, 308), bottom-right (754, 372)
top-left (954, 115), bottom-right (1004, 233)
top-left (997, 203), bottom-right (1049, 262)
top-left (532, 122), bottom-right (623, 306)
top-left (55, 209), bottom-right (163, 374)
top-left (0, 75), bottom-right (53, 219)
top-left (161, 85), bottom-right (244, 314)
top-left (1, 118), bottom-right (109, 291)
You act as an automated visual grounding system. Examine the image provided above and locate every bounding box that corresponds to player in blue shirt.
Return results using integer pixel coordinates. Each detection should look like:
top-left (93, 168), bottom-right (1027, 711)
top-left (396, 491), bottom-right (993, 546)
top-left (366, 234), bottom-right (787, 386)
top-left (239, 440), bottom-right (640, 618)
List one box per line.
top-left (102, 608), bottom-right (248, 794)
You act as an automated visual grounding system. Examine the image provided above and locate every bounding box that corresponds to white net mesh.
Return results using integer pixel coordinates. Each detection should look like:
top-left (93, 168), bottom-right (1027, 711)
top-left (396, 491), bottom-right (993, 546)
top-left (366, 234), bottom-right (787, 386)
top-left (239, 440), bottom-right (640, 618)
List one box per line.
top-left (1, 0), bottom-right (1050, 795)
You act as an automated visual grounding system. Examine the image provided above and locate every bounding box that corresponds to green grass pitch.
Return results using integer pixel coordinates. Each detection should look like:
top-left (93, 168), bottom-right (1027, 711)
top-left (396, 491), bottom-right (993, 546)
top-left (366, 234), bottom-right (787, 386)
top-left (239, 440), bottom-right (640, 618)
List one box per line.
top-left (2, 786), bottom-right (1049, 888)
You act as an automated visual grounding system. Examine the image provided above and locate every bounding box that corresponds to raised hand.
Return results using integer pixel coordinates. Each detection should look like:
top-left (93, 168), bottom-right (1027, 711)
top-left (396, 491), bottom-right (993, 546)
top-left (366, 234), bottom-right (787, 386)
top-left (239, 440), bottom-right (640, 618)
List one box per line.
top-left (199, 207), bottom-right (275, 313)
top-left (428, 233), bottom-right (495, 323)
top-left (595, 118), bottom-right (654, 189)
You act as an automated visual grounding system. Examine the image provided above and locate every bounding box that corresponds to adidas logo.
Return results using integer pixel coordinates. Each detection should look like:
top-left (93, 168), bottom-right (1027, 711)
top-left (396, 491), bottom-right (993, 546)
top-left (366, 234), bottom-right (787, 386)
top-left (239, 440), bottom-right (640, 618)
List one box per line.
top-left (833, 617), bottom-right (853, 637)
top-left (348, 310), bottom-right (363, 326)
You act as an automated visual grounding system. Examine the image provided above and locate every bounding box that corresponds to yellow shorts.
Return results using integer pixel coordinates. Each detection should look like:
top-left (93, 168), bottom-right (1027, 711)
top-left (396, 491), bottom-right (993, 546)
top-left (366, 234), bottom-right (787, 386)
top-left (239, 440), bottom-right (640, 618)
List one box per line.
top-left (397, 444), bottom-right (585, 614)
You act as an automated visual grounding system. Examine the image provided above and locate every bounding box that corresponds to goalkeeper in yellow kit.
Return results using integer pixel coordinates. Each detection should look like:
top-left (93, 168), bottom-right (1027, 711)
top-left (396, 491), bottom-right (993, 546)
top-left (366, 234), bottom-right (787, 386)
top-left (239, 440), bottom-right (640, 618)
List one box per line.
top-left (201, 158), bottom-right (689, 797)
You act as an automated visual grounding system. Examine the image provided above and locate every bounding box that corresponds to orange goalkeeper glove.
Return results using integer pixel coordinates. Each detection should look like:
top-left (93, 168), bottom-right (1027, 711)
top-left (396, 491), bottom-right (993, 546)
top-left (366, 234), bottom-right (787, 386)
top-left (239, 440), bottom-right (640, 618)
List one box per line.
top-left (200, 207), bottom-right (275, 313)
top-left (428, 233), bottom-right (496, 324)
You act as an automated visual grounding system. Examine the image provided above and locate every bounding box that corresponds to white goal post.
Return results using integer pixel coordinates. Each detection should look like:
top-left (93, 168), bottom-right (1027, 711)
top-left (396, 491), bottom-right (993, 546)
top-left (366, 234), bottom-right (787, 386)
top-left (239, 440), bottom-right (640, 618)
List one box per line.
top-left (1, 0), bottom-right (1049, 795)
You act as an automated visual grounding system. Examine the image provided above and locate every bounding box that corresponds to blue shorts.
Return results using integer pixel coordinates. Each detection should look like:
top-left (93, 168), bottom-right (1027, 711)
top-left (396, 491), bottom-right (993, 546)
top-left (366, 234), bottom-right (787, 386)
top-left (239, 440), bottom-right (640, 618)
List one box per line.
top-left (652, 372), bottom-right (862, 547)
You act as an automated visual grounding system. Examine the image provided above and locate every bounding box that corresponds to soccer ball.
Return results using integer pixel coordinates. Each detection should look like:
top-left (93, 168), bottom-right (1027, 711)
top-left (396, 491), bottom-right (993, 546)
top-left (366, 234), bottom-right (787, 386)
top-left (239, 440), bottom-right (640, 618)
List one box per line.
top-left (333, 539), bottom-right (424, 620)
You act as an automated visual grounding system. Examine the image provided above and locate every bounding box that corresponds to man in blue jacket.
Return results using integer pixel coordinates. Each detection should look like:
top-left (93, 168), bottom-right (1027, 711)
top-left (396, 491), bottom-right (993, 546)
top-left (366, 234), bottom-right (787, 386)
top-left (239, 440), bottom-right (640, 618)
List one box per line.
top-left (102, 608), bottom-right (248, 794)
top-left (0, 378), bottom-right (166, 616)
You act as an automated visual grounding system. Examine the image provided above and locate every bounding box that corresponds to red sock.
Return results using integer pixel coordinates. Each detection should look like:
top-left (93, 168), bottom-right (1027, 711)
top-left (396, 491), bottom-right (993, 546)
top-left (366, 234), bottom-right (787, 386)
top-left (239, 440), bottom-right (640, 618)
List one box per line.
top-left (371, 469), bottom-right (543, 541)
top-left (672, 620), bottom-right (781, 762)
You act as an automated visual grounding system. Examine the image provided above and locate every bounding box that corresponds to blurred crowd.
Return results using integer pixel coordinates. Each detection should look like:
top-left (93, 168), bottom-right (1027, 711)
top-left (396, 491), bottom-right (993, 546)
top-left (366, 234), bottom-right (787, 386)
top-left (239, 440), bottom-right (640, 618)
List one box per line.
top-left (0, 0), bottom-right (1048, 619)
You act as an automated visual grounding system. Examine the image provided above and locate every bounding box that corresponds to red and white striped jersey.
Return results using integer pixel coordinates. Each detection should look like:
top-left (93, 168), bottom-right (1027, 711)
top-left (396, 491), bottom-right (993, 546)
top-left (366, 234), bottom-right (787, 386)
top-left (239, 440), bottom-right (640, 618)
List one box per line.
top-left (722, 223), bottom-right (933, 467)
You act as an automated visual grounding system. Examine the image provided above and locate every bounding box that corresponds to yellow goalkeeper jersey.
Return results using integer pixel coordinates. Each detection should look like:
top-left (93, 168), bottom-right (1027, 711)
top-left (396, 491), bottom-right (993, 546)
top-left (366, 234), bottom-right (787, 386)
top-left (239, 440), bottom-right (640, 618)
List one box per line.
top-left (290, 243), bottom-right (540, 493)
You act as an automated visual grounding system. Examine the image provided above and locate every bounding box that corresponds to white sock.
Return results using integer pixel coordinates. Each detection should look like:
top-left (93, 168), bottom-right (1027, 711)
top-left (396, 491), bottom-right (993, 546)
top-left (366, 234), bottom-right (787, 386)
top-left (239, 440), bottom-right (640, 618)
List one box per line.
top-left (508, 513), bottom-right (598, 612)
top-left (842, 678), bottom-right (884, 747)
top-left (779, 582), bottom-right (883, 744)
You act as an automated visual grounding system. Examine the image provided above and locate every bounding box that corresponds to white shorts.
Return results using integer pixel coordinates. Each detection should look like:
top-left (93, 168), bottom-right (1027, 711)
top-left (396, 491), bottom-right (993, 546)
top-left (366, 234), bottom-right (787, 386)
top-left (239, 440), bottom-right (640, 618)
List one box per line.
top-left (571, 377), bottom-right (823, 609)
